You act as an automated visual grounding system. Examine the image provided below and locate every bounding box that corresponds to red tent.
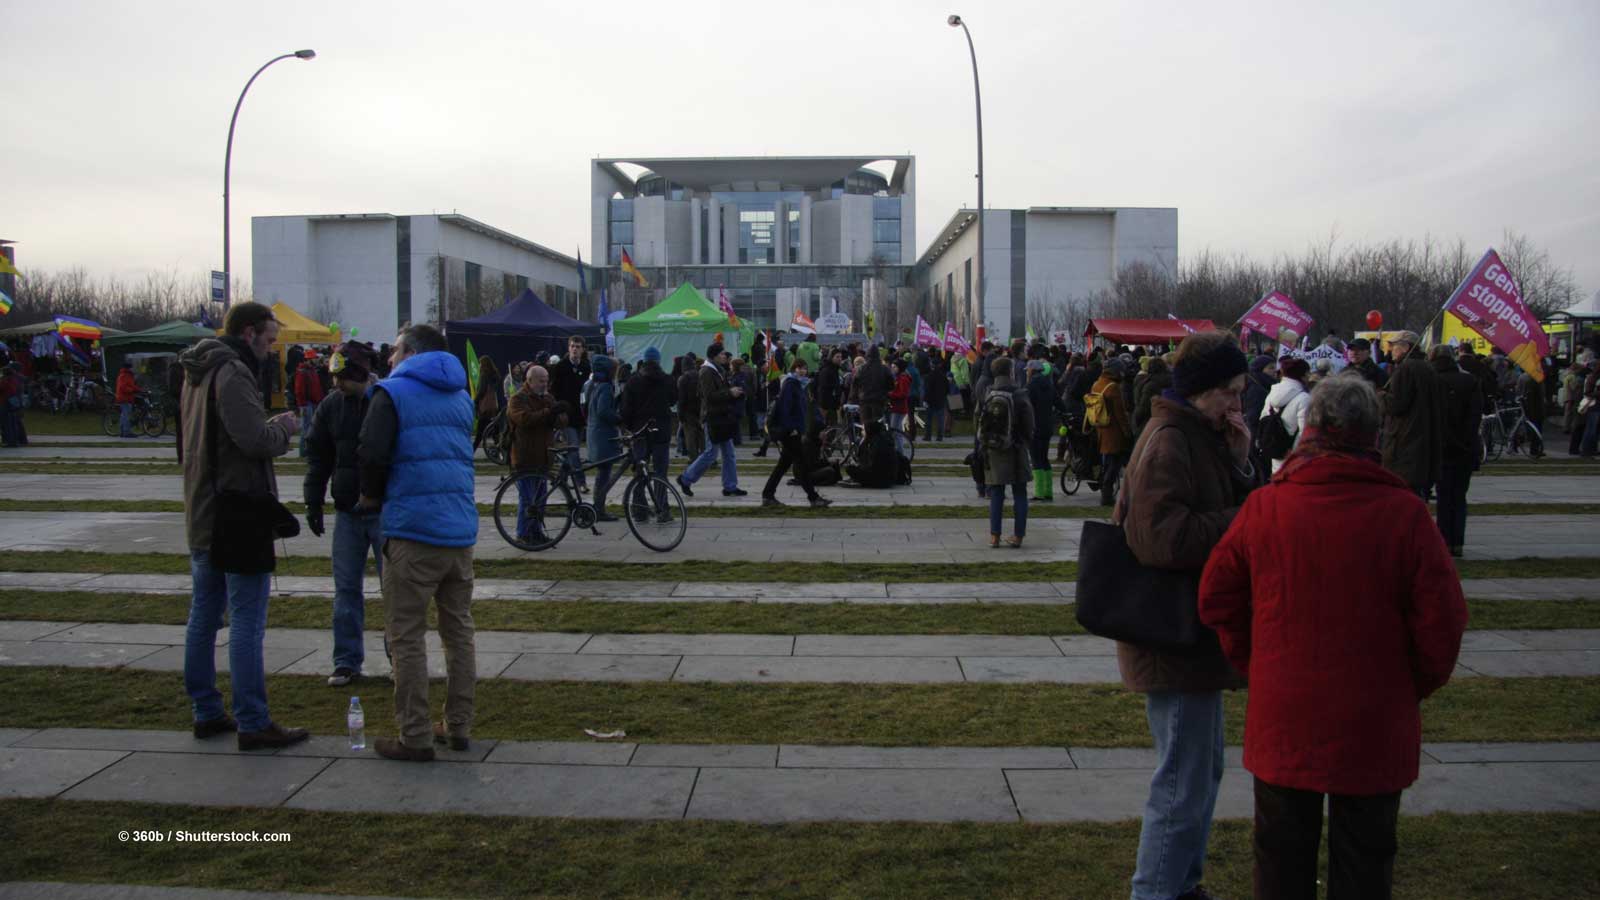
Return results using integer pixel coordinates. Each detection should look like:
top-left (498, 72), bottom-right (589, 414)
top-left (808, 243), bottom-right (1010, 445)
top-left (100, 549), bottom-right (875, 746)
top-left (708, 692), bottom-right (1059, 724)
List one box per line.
top-left (1085, 318), bottom-right (1217, 344)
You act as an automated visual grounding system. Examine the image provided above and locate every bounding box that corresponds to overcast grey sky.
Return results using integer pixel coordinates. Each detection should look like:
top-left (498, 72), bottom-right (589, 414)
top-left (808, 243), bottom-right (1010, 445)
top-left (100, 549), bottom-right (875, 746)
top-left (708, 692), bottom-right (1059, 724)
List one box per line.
top-left (5, 0), bottom-right (1597, 302)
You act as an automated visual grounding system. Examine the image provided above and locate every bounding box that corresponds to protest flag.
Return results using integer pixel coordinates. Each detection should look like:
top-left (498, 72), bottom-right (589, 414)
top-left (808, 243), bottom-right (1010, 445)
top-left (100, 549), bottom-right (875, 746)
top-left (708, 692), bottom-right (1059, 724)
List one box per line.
top-left (1443, 248), bottom-right (1549, 380)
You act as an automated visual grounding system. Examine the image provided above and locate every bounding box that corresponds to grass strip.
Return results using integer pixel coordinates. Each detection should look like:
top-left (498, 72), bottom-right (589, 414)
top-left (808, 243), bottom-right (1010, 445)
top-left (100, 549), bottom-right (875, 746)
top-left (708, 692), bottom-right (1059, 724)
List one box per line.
top-left (3, 590), bottom-right (1597, 636)
top-left (2, 800), bottom-right (1595, 900)
top-left (1, 667), bottom-right (1595, 747)
top-left (7, 498), bottom-right (1600, 519)
top-left (4, 549), bottom-right (1600, 584)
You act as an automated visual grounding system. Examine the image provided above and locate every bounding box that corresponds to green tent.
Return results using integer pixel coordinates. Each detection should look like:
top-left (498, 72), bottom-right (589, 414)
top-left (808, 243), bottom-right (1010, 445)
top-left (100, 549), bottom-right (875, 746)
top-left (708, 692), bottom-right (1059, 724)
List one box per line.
top-left (612, 284), bottom-right (754, 364)
top-left (100, 320), bottom-right (214, 374)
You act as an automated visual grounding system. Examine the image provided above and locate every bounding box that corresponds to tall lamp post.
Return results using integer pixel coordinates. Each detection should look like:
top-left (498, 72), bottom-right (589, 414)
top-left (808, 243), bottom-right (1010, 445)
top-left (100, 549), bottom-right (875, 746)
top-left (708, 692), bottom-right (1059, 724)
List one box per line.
top-left (223, 49), bottom-right (316, 305)
top-left (948, 15), bottom-right (983, 337)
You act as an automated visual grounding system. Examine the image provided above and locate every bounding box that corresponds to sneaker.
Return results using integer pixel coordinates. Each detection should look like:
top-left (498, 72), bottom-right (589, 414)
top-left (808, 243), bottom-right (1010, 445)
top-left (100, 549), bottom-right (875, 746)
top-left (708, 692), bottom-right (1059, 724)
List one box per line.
top-left (237, 722), bottom-right (310, 751)
top-left (808, 497), bottom-right (832, 508)
top-left (723, 488), bottom-right (748, 497)
top-left (192, 715), bottom-right (237, 739)
top-left (760, 496), bottom-right (785, 508)
top-left (327, 667), bottom-right (358, 687)
top-left (676, 475), bottom-right (693, 497)
top-left (433, 721), bottom-right (470, 752)
top-left (655, 512), bottom-right (673, 525)
top-left (374, 736), bottom-right (435, 762)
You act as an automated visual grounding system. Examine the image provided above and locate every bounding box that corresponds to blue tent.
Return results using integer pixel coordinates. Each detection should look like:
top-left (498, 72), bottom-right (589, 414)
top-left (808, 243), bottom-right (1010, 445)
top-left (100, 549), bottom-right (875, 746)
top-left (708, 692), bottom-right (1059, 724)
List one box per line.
top-left (444, 289), bottom-right (605, 380)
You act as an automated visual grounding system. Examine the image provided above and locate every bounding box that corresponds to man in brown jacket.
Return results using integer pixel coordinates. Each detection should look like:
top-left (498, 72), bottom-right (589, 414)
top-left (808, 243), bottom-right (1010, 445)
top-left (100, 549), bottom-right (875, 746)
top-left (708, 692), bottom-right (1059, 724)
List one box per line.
top-left (179, 301), bottom-right (309, 751)
top-left (506, 365), bottom-right (568, 544)
top-left (1380, 331), bottom-right (1444, 498)
top-left (1090, 358), bottom-right (1134, 506)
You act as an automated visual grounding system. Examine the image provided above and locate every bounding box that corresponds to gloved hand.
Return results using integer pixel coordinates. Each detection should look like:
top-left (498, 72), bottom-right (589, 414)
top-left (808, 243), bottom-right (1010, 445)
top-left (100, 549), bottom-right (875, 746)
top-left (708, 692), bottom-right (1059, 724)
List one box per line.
top-left (305, 506), bottom-right (325, 537)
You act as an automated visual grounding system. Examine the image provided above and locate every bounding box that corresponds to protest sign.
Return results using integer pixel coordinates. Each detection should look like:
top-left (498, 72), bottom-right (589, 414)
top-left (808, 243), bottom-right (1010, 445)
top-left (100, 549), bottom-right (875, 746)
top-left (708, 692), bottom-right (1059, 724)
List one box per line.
top-left (1238, 291), bottom-right (1315, 349)
top-left (1443, 248), bottom-right (1548, 380)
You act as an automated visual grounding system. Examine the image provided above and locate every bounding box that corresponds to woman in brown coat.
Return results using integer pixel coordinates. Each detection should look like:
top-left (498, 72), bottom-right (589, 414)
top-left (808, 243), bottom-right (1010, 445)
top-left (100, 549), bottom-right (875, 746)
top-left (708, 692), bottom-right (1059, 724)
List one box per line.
top-left (1115, 330), bottom-right (1258, 900)
top-left (472, 356), bottom-right (501, 454)
top-left (1090, 359), bottom-right (1134, 505)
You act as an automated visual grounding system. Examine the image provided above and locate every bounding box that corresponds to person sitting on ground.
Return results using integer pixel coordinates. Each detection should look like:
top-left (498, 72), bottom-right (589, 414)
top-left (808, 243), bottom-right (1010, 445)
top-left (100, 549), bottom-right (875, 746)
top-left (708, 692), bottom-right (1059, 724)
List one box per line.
top-left (844, 419), bottom-right (898, 488)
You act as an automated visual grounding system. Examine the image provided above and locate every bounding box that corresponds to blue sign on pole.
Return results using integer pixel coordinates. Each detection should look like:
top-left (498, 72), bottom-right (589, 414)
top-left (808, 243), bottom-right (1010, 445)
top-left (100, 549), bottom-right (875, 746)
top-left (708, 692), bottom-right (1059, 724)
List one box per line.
top-left (211, 271), bottom-right (226, 303)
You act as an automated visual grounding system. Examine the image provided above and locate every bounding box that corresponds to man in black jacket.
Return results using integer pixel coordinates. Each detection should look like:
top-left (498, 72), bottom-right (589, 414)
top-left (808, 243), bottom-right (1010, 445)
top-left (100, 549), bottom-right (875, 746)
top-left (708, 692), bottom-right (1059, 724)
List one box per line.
top-left (853, 349), bottom-right (891, 424)
top-left (1430, 344), bottom-right (1483, 557)
top-left (548, 336), bottom-right (591, 492)
top-left (676, 352), bottom-right (702, 460)
top-left (303, 342), bottom-right (382, 687)
top-left (677, 342), bottom-right (747, 497)
top-left (816, 350), bottom-right (844, 426)
top-left (1348, 338), bottom-right (1388, 389)
top-left (619, 346), bottom-right (676, 501)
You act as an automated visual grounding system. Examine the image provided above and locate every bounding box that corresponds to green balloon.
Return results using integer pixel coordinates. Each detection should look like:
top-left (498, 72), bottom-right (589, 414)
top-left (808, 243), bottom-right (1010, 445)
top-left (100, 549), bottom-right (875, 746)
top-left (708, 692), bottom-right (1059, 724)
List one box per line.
top-left (328, 321), bottom-right (341, 331)
top-left (349, 326), bottom-right (359, 337)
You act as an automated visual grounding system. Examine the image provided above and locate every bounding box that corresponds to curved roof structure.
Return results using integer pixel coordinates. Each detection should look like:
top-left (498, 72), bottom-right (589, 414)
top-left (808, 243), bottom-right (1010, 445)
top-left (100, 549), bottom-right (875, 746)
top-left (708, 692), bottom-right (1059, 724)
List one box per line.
top-left (595, 156), bottom-right (912, 195)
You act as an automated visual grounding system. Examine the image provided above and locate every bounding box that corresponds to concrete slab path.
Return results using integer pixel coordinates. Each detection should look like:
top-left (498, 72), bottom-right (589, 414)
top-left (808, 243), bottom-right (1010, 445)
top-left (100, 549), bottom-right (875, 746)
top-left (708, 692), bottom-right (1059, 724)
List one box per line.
top-left (4, 621), bottom-right (1597, 682)
top-left (1, 727), bottom-right (1596, 823)
top-left (0, 509), bottom-right (1596, 562)
top-left (0, 571), bottom-right (1591, 604)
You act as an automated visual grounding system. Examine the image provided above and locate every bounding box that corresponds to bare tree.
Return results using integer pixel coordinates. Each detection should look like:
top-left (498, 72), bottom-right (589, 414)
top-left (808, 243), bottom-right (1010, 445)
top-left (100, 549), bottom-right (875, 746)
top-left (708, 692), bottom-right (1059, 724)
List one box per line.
top-left (1498, 228), bottom-right (1578, 318)
top-left (308, 294), bottom-right (345, 326)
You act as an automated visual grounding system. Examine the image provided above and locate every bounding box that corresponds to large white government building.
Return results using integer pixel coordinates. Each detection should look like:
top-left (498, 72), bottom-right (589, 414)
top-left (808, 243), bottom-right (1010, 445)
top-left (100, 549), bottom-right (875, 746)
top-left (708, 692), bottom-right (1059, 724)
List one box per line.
top-left (250, 154), bottom-right (1177, 345)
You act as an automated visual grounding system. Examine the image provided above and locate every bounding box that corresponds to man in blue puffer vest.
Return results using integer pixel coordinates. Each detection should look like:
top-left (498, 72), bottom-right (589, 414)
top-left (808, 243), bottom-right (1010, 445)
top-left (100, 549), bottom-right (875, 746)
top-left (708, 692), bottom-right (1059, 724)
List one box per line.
top-left (356, 323), bottom-right (478, 762)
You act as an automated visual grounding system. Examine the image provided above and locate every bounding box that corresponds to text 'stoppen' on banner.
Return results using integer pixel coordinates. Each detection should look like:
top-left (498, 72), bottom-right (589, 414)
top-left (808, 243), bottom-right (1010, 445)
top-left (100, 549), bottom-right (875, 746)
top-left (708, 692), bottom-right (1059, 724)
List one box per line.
top-left (1238, 291), bottom-right (1315, 349)
top-left (914, 315), bottom-right (942, 348)
top-left (1444, 248), bottom-right (1548, 381)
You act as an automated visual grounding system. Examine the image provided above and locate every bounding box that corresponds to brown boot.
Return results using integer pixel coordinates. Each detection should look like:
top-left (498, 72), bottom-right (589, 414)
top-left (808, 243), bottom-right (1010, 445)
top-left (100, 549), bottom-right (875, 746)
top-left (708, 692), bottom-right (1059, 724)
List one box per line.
top-left (236, 723), bottom-right (309, 751)
top-left (374, 737), bottom-right (435, 762)
top-left (433, 721), bottom-right (469, 752)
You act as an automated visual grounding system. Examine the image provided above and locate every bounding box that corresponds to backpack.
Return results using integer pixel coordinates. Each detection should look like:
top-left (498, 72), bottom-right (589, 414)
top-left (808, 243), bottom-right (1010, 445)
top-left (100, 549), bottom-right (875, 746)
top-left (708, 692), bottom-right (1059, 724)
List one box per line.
top-left (1256, 405), bottom-right (1295, 460)
top-left (978, 388), bottom-right (1016, 452)
top-left (1083, 385), bottom-right (1112, 428)
top-left (895, 453), bottom-right (913, 485)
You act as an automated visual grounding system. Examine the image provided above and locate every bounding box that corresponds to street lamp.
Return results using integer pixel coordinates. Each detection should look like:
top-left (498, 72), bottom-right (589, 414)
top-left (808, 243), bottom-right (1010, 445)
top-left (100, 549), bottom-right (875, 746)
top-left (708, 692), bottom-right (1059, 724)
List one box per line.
top-left (223, 49), bottom-right (316, 305)
top-left (948, 15), bottom-right (983, 337)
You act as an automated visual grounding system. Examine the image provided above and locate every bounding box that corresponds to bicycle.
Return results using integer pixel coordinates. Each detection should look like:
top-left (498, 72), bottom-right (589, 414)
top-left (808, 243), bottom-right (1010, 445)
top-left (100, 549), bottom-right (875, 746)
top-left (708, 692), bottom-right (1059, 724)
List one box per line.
top-left (101, 392), bottom-right (166, 437)
top-left (479, 410), bottom-right (510, 465)
top-left (821, 403), bottom-right (915, 469)
top-left (492, 424), bottom-right (687, 553)
top-left (1057, 414), bottom-right (1101, 496)
top-left (1480, 400), bottom-right (1543, 464)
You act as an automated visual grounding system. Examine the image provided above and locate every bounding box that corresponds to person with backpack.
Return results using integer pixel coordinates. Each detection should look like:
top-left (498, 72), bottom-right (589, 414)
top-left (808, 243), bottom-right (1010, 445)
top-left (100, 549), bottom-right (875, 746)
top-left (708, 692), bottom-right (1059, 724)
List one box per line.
top-left (1087, 358), bottom-right (1133, 506)
top-left (1260, 357), bottom-right (1312, 473)
top-left (980, 356), bottom-right (1035, 547)
top-left (845, 419), bottom-right (899, 488)
top-left (762, 357), bottom-right (831, 508)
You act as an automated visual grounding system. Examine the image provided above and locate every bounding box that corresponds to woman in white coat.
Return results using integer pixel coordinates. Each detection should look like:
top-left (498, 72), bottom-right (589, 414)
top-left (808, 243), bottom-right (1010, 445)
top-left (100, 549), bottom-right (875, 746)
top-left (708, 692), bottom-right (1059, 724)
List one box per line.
top-left (1262, 357), bottom-right (1312, 473)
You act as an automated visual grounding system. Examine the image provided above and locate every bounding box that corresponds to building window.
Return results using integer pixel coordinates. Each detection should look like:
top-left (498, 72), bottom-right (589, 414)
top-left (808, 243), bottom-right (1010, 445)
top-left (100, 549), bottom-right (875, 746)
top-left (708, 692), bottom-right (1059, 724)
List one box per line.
top-left (608, 199), bottom-right (634, 267)
top-left (739, 206), bottom-right (776, 265)
top-left (788, 208), bottom-right (800, 263)
top-left (516, 274), bottom-right (529, 295)
top-left (872, 196), bottom-right (901, 263)
top-left (464, 261), bottom-right (481, 296)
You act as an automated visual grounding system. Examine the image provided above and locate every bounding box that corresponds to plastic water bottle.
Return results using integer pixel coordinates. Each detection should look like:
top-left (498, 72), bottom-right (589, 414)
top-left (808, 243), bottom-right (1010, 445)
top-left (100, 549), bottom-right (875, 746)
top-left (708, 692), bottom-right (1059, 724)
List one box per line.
top-left (347, 697), bottom-right (366, 750)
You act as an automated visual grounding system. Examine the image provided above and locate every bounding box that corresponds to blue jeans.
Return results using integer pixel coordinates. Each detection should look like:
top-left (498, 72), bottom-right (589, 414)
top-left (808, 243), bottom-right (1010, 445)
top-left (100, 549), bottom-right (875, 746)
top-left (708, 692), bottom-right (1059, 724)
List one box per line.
top-left (559, 426), bottom-right (586, 487)
top-left (592, 460), bottom-right (614, 511)
top-left (987, 481), bottom-right (1028, 537)
top-left (298, 404), bottom-right (315, 456)
top-left (683, 428), bottom-right (739, 491)
top-left (184, 550), bottom-right (273, 732)
top-left (1583, 407), bottom-right (1600, 457)
top-left (517, 474), bottom-right (550, 540)
top-left (1131, 690), bottom-right (1227, 900)
top-left (331, 510), bottom-right (384, 672)
top-left (119, 402), bottom-right (133, 436)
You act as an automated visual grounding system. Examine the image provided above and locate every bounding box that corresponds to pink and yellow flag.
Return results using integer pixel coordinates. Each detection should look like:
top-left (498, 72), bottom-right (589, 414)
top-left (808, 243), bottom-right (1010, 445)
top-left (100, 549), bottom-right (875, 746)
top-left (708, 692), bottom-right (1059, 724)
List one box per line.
top-left (1444, 248), bottom-right (1548, 381)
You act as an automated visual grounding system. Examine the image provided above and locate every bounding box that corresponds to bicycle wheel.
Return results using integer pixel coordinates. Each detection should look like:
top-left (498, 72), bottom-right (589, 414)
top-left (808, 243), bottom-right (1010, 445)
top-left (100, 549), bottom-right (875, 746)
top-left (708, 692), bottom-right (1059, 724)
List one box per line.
top-left (1481, 421), bottom-right (1505, 462)
top-left (1059, 451), bottom-right (1082, 495)
top-left (141, 405), bottom-right (166, 437)
top-left (492, 472), bottom-right (574, 551)
top-left (819, 426), bottom-right (851, 468)
top-left (101, 408), bottom-right (121, 437)
top-left (623, 475), bottom-right (687, 552)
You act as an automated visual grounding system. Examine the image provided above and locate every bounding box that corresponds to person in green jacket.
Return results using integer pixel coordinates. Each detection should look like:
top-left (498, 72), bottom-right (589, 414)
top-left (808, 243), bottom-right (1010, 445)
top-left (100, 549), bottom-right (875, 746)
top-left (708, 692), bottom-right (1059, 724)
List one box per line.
top-left (951, 352), bottom-right (972, 417)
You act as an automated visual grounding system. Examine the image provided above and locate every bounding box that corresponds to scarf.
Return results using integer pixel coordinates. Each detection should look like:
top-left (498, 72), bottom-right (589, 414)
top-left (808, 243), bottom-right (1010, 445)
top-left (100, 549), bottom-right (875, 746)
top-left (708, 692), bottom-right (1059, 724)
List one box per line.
top-left (1273, 424), bottom-right (1381, 482)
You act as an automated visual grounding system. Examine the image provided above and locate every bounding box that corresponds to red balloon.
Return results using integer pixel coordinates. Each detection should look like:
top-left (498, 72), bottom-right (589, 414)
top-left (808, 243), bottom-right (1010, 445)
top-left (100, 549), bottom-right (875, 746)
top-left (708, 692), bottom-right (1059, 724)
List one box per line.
top-left (1365, 310), bottom-right (1383, 330)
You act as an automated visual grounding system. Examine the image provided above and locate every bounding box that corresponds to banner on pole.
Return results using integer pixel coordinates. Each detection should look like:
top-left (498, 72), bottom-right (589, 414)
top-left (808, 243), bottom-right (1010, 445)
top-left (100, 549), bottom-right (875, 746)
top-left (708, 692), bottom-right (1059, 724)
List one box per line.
top-left (915, 316), bottom-right (942, 348)
top-left (943, 322), bottom-right (973, 356)
top-left (1236, 291), bottom-right (1314, 349)
top-left (1443, 248), bottom-right (1548, 380)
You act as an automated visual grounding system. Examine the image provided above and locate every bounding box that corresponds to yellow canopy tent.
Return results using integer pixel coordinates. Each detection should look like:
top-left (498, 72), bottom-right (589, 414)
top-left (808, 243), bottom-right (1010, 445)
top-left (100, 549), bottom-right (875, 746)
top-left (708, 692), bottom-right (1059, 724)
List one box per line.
top-left (215, 302), bottom-right (339, 409)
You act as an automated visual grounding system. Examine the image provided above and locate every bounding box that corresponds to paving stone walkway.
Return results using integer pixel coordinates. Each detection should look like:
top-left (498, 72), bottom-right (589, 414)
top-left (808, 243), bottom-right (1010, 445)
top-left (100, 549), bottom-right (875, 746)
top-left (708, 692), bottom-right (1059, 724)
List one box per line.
top-left (0, 509), bottom-right (1596, 562)
top-left (0, 571), bottom-right (1592, 604)
top-left (2, 727), bottom-right (1596, 823)
top-left (4, 620), bottom-right (1596, 682)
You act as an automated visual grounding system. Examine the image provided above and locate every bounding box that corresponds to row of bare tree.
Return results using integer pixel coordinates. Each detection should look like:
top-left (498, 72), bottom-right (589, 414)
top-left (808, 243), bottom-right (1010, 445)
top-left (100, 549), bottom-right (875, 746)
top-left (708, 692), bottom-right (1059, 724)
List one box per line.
top-left (1023, 230), bottom-right (1581, 341)
top-left (3, 268), bottom-right (254, 334)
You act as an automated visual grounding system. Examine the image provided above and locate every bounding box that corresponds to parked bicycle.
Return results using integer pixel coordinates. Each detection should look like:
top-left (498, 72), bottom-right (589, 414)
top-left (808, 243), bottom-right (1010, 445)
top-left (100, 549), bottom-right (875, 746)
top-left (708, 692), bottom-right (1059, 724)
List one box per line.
top-left (101, 391), bottom-right (166, 437)
top-left (492, 424), bottom-right (686, 553)
top-left (479, 410), bottom-right (510, 465)
top-left (1480, 399), bottom-right (1543, 463)
top-left (819, 403), bottom-right (915, 469)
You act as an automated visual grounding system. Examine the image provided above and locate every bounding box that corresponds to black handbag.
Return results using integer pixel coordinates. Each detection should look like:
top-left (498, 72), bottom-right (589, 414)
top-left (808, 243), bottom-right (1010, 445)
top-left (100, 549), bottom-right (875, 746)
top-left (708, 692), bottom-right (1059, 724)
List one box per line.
top-left (206, 371), bottom-right (299, 575)
top-left (1074, 426), bottom-right (1217, 654)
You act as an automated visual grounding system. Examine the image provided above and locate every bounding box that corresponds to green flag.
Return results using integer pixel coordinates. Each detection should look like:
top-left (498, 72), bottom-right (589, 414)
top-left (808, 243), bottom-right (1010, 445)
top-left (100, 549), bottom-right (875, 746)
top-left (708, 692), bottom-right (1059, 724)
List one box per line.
top-left (464, 340), bottom-right (481, 429)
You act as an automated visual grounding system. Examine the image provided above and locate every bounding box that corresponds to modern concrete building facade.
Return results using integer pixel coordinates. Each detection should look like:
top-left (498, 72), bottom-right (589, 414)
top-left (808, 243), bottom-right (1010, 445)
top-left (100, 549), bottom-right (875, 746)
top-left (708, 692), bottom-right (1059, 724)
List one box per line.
top-left (252, 213), bottom-right (581, 342)
top-left (917, 207), bottom-right (1179, 340)
top-left (591, 156), bottom-right (917, 331)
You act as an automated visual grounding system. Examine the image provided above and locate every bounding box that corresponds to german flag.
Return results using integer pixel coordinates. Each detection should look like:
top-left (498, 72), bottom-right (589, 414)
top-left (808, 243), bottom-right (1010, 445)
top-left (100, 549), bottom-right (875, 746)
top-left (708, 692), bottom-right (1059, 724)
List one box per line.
top-left (620, 249), bottom-right (648, 288)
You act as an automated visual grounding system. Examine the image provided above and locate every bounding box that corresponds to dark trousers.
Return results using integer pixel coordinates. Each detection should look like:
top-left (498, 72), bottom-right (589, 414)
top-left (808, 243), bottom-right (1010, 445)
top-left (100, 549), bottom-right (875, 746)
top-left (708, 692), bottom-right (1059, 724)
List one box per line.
top-left (762, 430), bottom-right (818, 500)
top-left (1253, 777), bottom-right (1401, 900)
top-left (1099, 451), bottom-right (1126, 506)
top-left (1436, 459), bottom-right (1472, 549)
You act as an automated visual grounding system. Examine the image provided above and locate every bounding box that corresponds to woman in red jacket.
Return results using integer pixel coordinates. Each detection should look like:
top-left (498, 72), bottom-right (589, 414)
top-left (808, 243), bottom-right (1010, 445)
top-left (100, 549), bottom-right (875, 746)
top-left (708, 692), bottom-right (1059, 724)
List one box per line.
top-left (1199, 374), bottom-right (1467, 900)
top-left (887, 358), bottom-right (912, 438)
